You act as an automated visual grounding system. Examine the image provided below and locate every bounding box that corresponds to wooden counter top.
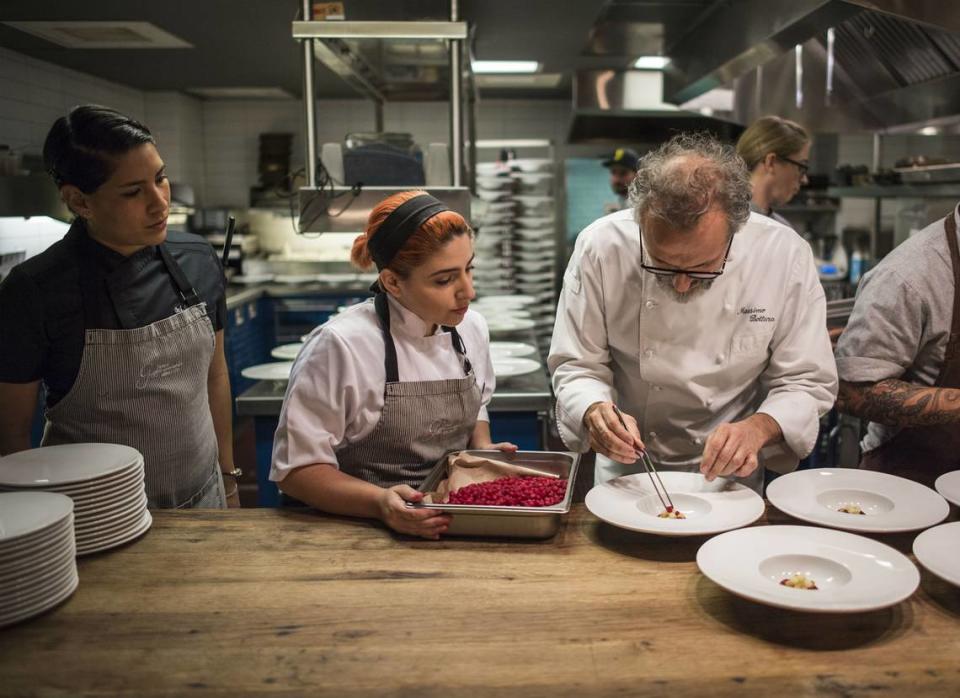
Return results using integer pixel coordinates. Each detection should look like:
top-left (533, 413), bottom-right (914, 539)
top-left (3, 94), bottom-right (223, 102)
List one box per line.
top-left (1, 506), bottom-right (958, 696)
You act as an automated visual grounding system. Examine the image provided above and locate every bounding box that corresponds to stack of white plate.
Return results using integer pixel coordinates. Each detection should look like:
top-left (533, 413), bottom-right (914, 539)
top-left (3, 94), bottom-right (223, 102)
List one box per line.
top-left (0, 491), bottom-right (78, 628)
top-left (0, 444), bottom-right (151, 557)
top-left (473, 177), bottom-right (517, 295)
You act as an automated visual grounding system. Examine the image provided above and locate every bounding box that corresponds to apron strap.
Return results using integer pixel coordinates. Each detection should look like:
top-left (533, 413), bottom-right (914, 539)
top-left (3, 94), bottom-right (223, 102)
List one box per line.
top-left (944, 211), bottom-right (960, 331)
top-left (157, 243), bottom-right (202, 308)
top-left (374, 293), bottom-right (472, 383)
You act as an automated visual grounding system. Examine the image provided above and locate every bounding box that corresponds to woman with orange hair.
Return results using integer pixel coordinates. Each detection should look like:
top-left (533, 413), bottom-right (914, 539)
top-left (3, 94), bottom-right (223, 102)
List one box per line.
top-left (270, 191), bottom-right (513, 539)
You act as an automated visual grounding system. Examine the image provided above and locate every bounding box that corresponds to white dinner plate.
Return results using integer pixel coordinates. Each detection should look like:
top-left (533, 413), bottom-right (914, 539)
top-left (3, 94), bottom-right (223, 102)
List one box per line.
top-left (491, 357), bottom-right (541, 378)
top-left (270, 342), bottom-right (304, 360)
top-left (486, 317), bottom-right (537, 333)
top-left (0, 555), bottom-right (77, 610)
top-left (0, 571), bottom-right (78, 629)
top-left (934, 470), bottom-right (960, 507)
top-left (0, 444), bottom-right (143, 488)
top-left (473, 308), bottom-right (533, 321)
top-left (0, 517), bottom-right (73, 565)
top-left (241, 362), bottom-right (294, 382)
top-left (912, 521), bottom-right (960, 587)
top-left (697, 525), bottom-right (920, 613)
top-left (76, 509), bottom-right (152, 556)
top-left (0, 492), bottom-right (74, 543)
top-left (585, 471), bottom-right (765, 537)
top-left (5, 464), bottom-right (144, 497)
top-left (489, 341), bottom-right (538, 359)
top-left (767, 468), bottom-right (949, 533)
top-left (229, 273), bottom-right (274, 285)
top-left (474, 294), bottom-right (536, 307)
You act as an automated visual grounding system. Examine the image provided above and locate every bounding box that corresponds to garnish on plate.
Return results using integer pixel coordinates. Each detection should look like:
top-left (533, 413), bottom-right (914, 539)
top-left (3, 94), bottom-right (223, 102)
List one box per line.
top-left (780, 573), bottom-right (818, 590)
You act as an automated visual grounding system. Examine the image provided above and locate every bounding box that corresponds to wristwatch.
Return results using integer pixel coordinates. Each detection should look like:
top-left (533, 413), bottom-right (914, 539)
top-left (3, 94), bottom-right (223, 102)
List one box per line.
top-left (221, 467), bottom-right (243, 480)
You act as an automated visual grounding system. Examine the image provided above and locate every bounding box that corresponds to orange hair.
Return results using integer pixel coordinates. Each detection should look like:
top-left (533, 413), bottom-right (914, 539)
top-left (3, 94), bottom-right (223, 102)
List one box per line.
top-left (350, 190), bottom-right (473, 277)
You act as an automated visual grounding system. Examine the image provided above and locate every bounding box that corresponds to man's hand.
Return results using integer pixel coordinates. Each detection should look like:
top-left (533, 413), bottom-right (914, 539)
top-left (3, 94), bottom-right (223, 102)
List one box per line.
top-left (700, 414), bottom-right (782, 481)
top-left (583, 401), bottom-right (645, 464)
top-left (378, 485), bottom-right (452, 540)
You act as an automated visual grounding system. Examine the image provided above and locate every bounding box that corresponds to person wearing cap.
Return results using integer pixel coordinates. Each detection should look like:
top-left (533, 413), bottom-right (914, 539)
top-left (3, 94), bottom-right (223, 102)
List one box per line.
top-left (602, 147), bottom-right (640, 213)
top-left (270, 190), bottom-right (514, 539)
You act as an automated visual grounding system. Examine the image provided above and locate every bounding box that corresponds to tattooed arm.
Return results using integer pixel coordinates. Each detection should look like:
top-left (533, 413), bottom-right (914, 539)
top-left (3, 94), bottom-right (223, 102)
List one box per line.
top-left (838, 380), bottom-right (960, 427)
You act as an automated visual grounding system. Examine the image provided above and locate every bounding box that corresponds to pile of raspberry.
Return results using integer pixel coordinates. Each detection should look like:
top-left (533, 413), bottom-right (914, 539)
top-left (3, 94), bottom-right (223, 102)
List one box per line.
top-left (447, 476), bottom-right (567, 507)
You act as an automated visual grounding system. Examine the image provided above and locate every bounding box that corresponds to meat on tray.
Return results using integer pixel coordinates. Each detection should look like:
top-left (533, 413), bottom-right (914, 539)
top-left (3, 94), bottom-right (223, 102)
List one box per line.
top-left (446, 476), bottom-right (567, 507)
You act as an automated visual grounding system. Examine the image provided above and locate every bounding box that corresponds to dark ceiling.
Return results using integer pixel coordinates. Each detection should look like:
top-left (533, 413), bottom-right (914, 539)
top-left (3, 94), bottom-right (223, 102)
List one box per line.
top-left (0, 1), bottom-right (714, 100)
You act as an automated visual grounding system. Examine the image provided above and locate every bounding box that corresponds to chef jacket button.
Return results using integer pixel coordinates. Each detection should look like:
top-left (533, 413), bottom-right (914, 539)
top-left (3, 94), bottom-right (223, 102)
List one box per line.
top-left (693, 436), bottom-right (703, 446)
top-left (649, 431), bottom-right (657, 439)
top-left (724, 303), bottom-right (733, 311)
top-left (645, 349), bottom-right (655, 359)
top-left (653, 385), bottom-right (662, 392)
top-left (645, 300), bottom-right (657, 309)
top-left (716, 353), bottom-right (725, 363)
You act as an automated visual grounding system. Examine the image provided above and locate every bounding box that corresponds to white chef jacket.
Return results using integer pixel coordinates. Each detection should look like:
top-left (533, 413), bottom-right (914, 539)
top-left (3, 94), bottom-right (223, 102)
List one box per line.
top-left (271, 294), bottom-right (495, 482)
top-left (549, 209), bottom-right (838, 484)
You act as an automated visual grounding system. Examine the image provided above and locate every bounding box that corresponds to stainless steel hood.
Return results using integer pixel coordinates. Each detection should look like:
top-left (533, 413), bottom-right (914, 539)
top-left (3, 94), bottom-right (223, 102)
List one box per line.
top-left (732, 7), bottom-right (960, 133)
top-left (648, 0), bottom-right (960, 133)
top-left (568, 69), bottom-right (744, 144)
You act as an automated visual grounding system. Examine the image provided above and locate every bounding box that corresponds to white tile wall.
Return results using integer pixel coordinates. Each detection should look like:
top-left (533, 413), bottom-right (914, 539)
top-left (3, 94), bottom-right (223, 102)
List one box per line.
top-left (0, 46), bottom-right (146, 158)
top-left (0, 216), bottom-right (70, 265)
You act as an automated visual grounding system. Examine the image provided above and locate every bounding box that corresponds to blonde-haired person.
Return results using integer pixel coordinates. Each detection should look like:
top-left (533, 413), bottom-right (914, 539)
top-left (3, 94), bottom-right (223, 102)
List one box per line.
top-left (270, 191), bottom-right (514, 539)
top-left (736, 116), bottom-right (811, 228)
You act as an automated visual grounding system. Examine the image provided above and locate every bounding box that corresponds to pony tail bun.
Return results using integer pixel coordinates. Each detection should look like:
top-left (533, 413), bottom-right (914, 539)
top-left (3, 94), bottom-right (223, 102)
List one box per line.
top-left (350, 231), bottom-right (375, 271)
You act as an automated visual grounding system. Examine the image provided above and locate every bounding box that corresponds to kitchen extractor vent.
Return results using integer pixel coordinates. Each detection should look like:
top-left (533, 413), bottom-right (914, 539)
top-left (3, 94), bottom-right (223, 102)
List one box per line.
top-left (4, 21), bottom-right (192, 49)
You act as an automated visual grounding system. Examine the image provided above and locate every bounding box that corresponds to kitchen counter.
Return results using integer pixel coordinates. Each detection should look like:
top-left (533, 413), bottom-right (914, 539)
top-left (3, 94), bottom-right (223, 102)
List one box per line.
top-left (1, 506), bottom-right (957, 696)
top-left (235, 355), bottom-right (552, 414)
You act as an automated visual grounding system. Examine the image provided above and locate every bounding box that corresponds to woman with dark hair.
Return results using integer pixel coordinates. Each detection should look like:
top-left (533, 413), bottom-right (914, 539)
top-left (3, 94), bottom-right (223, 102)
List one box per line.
top-left (0, 104), bottom-right (238, 509)
top-left (270, 190), bottom-right (513, 539)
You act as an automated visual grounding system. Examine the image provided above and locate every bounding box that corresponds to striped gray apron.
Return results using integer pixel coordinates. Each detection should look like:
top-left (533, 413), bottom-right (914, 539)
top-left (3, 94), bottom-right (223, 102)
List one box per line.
top-left (41, 243), bottom-right (225, 509)
top-left (335, 293), bottom-right (482, 488)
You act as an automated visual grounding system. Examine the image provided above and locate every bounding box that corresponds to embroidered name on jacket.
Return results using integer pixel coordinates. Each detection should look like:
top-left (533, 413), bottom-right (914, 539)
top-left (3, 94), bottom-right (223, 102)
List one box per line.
top-left (136, 361), bottom-right (184, 389)
top-left (740, 306), bottom-right (776, 323)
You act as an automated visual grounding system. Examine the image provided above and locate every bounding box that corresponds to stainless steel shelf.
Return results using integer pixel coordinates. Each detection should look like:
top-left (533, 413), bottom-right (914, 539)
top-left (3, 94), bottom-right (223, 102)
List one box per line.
top-left (827, 185), bottom-right (960, 198)
top-left (298, 186), bottom-right (471, 233)
top-left (293, 21), bottom-right (467, 40)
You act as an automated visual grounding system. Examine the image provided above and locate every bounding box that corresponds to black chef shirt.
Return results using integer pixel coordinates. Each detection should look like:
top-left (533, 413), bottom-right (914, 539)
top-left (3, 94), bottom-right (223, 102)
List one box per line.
top-left (0, 219), bottom-right (226, 408)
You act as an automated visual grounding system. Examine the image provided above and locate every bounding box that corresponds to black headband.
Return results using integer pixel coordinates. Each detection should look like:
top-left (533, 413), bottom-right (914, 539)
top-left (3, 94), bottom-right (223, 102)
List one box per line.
top-left (368, 194), bottom-right (449, 270)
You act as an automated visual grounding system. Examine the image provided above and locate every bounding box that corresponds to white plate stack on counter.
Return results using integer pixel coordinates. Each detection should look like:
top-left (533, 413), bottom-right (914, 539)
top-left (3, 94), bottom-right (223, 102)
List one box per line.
top-left (0, 491), bottom-right (78, 628)
top-left (0, 443), bottom-right (152, 557)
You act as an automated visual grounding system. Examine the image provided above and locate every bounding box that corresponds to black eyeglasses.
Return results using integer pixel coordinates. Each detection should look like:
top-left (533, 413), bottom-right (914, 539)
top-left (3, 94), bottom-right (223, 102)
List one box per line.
top-left (778, 155), bottom-right (809, 176)
top-left (640, 235), bottom-right (733, 280)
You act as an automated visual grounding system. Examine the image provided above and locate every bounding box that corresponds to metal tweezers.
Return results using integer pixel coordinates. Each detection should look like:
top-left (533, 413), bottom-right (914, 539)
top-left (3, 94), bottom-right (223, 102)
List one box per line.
top-left (612, 406), bottom-right (676, 513)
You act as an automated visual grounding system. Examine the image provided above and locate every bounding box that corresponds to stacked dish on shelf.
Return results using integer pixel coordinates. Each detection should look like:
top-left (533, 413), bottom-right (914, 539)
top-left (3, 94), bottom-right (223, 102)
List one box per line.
top-left (0, 491), bottom-right (78, 628)
top-left (0, 443), bottom-right (152, 557)
top-left (510, 159), bottom-right (558, 350)
top-left (473, 164), bottom-right (516, 296)
top-left (473, 155), bottom-right (559, 352)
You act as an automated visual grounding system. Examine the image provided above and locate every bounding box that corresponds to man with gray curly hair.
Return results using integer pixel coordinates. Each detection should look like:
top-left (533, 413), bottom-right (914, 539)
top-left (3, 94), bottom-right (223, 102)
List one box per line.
top-left (549, 134), bottom-right (837, 490)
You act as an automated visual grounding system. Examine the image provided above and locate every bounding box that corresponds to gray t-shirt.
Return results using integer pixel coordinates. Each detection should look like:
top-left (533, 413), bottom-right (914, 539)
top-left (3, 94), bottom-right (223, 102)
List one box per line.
top-left (835, 205), bottom-right (959, 452)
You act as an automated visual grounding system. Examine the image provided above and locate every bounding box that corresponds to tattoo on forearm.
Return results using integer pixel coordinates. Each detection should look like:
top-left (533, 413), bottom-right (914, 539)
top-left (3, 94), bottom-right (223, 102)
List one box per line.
top-left (838, 380), bottom-right (960, 427)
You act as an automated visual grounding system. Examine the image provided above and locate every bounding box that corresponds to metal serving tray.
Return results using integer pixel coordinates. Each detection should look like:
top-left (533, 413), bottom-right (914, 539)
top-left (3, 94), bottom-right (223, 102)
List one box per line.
top-left (416, 450), bottom-right (580, 539)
